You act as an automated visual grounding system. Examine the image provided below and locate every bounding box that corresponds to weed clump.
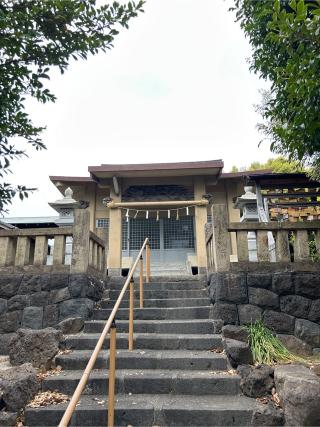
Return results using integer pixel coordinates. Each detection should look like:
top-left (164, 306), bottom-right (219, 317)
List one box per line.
top-left (245, 320), bottom-right (303, 365)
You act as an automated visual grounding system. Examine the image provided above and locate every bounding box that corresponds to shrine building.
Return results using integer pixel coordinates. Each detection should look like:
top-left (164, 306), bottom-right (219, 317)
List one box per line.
top-left (49, 160), bottom-right (247, 275)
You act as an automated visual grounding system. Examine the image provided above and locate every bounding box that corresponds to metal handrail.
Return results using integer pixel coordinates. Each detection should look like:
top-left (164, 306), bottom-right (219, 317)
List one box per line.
top-left (58, 237), bottom-right (151, 427)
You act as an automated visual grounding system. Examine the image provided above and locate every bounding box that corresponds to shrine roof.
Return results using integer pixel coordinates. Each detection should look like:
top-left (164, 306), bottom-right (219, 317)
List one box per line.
top-left (88, 160), bottom-right (224, 179)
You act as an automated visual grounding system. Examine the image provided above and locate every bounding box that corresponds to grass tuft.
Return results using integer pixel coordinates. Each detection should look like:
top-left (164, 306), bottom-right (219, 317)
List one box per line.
top-left (245, 319), bottom-right (304, 365)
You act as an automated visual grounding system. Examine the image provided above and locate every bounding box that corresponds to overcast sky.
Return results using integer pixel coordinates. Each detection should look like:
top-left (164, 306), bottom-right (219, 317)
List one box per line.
top-left (7, 0), bottom-right (272, 218)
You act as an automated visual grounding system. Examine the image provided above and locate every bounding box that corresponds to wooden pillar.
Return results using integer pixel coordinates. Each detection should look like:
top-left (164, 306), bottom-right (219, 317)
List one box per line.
top-left (194, 177), bottom-right (207, 273)
top-left (108, 186), bottom-right (122, 276)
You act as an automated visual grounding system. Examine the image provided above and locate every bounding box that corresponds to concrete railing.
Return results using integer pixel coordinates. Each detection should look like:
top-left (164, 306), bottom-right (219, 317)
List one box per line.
top-left (0, 209), bottom-right (105, 274)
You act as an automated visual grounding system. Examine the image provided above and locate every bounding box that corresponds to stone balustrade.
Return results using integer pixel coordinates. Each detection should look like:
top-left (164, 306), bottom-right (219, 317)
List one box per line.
top-left (228, 221), bottom-right (320, 264)
top-left (206, 204), bottom-right (320, 271)
top-left (0, 209), bottom-right (105, 275)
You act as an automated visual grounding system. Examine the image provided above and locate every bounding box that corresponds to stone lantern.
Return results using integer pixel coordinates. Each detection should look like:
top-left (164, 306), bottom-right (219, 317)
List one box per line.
top-left (49, 187), bottom-right (80, 226)
top-left (234, 186), bottom-right (259, 261)
top-left (234, 186), bottom-right (259, 222)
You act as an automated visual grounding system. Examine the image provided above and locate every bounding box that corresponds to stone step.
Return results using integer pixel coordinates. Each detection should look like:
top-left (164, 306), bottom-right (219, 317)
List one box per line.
top-left (92, 306), bottom-right (211, 321)
top-left (108, 275), bottom-right (206, 284)
top-left (25, 394), bottom-right (255, 426)
top-left (84, 319), bottom-right (217, 334)
top-left (43, 369), bottom-right (240, 396)
top-left (100, 297), bottom-right (210, 309)
top-left (66, 333), bottom-right (221, 351)
top-left (56, 349), bottom-right (228, 371)
top-left (108, 281), bottom-right (206, 291)
top-left (108, 289), bottom-right (208, 300)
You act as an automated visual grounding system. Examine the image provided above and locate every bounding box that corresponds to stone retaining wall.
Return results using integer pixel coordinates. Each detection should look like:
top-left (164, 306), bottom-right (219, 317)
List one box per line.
top-left (209, 271), bottom-right (320, 348)
top-left (0, 273), bottom-right (104, 333)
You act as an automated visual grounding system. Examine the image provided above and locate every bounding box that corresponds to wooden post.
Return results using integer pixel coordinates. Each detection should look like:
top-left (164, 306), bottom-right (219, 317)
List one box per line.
top-left (108, 320), bottom-right (116, 427)
top-left (146, 242), bottom-right (151, 283)
top-left (139, 256), bottom-right (144, 309)
top-left (128, 278), bottom-right (134, 351)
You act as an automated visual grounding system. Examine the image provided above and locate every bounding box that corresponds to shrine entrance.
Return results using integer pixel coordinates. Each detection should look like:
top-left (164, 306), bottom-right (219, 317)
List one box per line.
top-left (122, 216), bottom-right (195, 272)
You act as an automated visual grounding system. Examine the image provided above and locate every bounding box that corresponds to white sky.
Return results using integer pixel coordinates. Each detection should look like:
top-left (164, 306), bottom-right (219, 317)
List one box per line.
top-left (6, 0), bottom-right (272, 218)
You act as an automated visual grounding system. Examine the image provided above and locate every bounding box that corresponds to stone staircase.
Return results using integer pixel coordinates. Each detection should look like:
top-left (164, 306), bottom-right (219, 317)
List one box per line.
top-left (25, 277), bottom-right (256, 426)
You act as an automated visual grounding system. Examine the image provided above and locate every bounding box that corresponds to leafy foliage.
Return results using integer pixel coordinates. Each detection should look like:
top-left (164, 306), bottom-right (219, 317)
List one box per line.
top-left (231, 155), bottom-right (305, 173)
top-left (245, 319), bottom-right (303, 364)
top-left (231, 0), bottom-right (320, 175)
top-left (0, 0), bottom-right (144, 213)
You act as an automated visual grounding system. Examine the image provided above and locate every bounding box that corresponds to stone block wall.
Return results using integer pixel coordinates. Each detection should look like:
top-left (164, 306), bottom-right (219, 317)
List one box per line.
top-left (0, 273), bottom-right (104, 333)
top-left (209, 271), bottom-right (320, 348)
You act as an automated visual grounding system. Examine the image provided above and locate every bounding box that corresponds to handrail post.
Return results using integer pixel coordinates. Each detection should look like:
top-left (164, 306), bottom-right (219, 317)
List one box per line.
top-left (129, 278), bottom-right (134, 351)
top-left (139, 255), bottom-right (144, 309)
top-left (108, 319), bottom-right (117, 427)
top-left (146, 241), bottom-right (151, 283)
top-left (57, 238), bottom-right (149, 427)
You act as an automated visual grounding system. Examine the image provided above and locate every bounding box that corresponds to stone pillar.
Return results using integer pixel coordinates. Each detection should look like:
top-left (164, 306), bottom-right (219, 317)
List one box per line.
top-left (34, 236), bottom-right (48, 266)
top-left (0, 237), bottom-right (15, 267)
top-left (15, 236), bottom-right (31, 266)
top-left (53, 235), bottom-right (66, 265)
top-left (71, 209), bottom-right (90, 273)
top-left (211, 204), bottom-right (231, 271)
top-left (194, 177), bottom-right (208, 273)
top-left (107, 187), bottom-right (122, 276)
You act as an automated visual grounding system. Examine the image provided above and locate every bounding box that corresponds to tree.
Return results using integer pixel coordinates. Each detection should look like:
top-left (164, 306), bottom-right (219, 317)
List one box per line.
top-left (231, 0), bottom-right (320, 177)
top-left (230, 156), bottom-right (305, 173)
top-left (0, 0), bottom-right (144, 213)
